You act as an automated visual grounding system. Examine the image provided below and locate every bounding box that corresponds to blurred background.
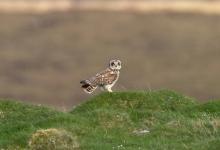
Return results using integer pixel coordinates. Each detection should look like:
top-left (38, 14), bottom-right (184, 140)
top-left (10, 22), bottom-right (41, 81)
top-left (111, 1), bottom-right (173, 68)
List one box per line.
top-left (0, 0), bottom-right (220, 110)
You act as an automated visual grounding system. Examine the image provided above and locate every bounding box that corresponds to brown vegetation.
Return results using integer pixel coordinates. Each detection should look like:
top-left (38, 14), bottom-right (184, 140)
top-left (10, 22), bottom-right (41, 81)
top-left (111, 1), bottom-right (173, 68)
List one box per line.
top-left (0, 11), bottom-right (219, 109)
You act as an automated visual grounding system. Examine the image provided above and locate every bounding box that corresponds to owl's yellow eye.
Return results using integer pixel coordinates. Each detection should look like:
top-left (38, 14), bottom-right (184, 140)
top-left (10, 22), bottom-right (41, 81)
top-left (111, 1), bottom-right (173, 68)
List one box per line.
top-left (111, 62), bottom-right (115, 66)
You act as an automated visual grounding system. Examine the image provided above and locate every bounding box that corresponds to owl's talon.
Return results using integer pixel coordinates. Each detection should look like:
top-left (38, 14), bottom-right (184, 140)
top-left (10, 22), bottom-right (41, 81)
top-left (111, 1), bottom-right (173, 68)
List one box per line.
top-left (108, 89), bottom-right (113, 92)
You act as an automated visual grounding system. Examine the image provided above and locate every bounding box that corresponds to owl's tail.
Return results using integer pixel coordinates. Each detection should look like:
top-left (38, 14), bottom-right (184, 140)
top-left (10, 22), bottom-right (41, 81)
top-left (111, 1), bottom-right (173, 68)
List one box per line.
top-left (80, 80), bottom-right (97, 94)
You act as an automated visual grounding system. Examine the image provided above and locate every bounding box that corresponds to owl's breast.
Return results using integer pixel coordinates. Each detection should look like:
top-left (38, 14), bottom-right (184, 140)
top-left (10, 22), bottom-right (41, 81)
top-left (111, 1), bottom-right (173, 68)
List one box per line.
top-left (108, 71), bottom-right (119, 85)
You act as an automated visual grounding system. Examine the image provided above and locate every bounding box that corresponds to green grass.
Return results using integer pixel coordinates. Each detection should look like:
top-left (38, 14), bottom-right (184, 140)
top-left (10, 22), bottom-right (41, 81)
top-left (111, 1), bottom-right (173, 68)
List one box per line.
top-left (0, 90), bottom-right (220, 149)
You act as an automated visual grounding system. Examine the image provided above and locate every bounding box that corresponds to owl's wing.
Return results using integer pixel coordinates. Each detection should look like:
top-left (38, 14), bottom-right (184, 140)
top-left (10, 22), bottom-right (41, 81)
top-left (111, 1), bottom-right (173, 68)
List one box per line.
top-left (92, 68), bottom-right (117, 85)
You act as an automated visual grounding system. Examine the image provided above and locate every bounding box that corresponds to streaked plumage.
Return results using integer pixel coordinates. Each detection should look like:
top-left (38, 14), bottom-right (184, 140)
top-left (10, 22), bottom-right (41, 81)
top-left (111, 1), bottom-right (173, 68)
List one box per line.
top-left (80, 59), bottom-right (122, 94)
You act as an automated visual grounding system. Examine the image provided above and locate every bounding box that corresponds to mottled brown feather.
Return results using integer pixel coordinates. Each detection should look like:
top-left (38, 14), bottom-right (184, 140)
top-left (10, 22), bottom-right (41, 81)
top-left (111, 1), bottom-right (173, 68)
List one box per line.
top-left (92, 68), bottom-right (118, 86)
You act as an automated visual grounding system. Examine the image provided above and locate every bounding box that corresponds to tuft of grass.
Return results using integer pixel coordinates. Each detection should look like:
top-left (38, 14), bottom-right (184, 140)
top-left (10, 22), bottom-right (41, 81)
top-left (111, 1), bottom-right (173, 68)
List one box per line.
top-left (28, 128), bottom-right (79, 150)
top-left (0, 90), bottom-right (220, 149)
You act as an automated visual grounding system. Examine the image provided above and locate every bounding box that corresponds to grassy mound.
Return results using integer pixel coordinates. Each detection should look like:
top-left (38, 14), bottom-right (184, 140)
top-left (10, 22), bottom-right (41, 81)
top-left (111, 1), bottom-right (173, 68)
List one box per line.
top-left (0, 90), bottom-right (220, 149)
top-left (29, 128), bottom-right (79, 150)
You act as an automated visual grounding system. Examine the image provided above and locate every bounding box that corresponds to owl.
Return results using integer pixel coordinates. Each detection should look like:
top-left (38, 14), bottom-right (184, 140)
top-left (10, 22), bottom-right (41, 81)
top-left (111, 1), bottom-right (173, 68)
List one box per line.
top-left (80, 59), bottom-right (122, 94)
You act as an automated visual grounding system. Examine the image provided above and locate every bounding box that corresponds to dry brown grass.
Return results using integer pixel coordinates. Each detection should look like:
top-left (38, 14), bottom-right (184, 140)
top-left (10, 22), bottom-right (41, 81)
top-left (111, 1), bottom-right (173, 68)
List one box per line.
top-left (29, 128), bottom-right (79, 149)
top-left (0, 11), bottom-right (219, 109)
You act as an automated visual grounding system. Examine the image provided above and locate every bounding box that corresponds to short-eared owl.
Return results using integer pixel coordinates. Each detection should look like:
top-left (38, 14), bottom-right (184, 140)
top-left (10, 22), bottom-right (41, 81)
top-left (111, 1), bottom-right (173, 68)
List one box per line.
top-left (80, 59), bottom-right (122, 94)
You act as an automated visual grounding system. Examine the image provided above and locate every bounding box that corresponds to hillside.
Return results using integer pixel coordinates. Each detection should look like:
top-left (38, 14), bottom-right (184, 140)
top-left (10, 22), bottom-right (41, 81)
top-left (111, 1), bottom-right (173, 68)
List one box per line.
top-left (0, 90), bottom-right (220, 149)
top-left (0, 12), bottom-right (220, 107)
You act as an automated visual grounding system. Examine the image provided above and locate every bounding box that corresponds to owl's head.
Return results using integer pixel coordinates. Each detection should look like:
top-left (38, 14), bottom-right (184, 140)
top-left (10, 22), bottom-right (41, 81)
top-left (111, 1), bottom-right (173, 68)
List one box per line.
top-left (109, 59), bottom-right (122, 70)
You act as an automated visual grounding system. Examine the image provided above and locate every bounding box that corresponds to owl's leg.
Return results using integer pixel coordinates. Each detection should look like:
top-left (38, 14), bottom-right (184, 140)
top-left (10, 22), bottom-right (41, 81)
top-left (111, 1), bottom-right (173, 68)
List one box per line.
top-left (107, 88), bottom-right (113, 92)
top-left (104, 85), bottom-right (113, 92)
